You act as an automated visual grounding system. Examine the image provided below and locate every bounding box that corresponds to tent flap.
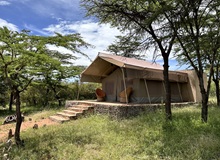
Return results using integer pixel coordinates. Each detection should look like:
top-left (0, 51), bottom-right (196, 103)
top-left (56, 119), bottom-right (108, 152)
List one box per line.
top-left (81, 52), bottom-right (188, 83)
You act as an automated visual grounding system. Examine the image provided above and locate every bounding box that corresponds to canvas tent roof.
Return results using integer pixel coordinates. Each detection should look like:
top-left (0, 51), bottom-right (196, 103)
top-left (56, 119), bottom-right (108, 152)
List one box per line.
top-left (81, 52), bottom-right (188, 83)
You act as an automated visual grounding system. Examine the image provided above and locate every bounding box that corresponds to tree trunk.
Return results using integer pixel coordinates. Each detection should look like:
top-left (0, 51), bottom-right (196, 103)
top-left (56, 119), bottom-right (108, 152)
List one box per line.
top-left (197, 71), bottom-right (209, 122)
top-left (201, 91), bottom-right (208, 122)
top-left (58, 99), bottom-right (62, 106)
top-left (44, 88), bottom-right (50, 106)
top-left (163, 55), bottom-right (172, 120)
top-left (76, 80), bottom-right (80, 100)
top-left (14, 89), bottom-right (23, 144)
top-left (213, 79), bottom-right (220, 106)
top-left (9, 91), bottom-right (14, 111)
top-left (213, 64), bottom-right (220, 107)
top-left (52, 87), bottom-right (62, 106)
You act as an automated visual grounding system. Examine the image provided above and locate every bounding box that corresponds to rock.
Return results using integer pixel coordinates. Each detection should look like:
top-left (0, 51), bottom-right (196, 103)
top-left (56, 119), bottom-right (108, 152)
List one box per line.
top-left (3, 153), bottom-right (9, 160)
top-left (33, 124), bottom-right (38, 129)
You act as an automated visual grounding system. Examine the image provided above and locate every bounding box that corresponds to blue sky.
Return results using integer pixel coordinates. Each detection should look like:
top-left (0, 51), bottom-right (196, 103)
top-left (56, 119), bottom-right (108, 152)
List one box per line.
top-left (0, 0), bottom-right (185, 70)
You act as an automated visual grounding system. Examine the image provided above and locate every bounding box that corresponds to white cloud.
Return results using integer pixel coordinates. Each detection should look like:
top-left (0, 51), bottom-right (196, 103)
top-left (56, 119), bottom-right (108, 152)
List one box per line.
top-left (44, 20), bottom-right (122, 66)
top-left (24, 24), bottom-right (49, 36)
top-left (0, 18), bottom-right (18, 31)
top-left (43, 19), bottom-right (173, 67)
top-left (0, 1), bottom-right (10, 6)
top-left (42, 19), bottom-right (181, 69)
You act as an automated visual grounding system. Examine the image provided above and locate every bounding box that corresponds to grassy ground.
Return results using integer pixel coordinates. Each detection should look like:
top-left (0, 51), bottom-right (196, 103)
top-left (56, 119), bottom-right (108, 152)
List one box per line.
top-left (0, 105), bottom-right (62, 124)
top-left (1, 105), bottom-right (220, 160)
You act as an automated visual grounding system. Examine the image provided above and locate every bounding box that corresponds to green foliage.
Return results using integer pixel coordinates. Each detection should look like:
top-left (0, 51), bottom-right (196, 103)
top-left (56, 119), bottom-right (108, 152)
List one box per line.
top-left (0, 75), bottom-right (8, 107)
top-left (0, 106), bottom-right (15, 118)
top-left (82, 0), bottom-right (175, 57)
top-left (107, 35), bottom-right (147, 59)
top-left (0, 26), bottom-right (90, 93)
top-left (0, 26), bottom-right (90, 106)
top-left (2, 106), bottom-right (220, 159)
top-left (0, 26), bottom-right (91, 141)
top-left (78, 82), bottom-right (101, 100)
top-left (20, 82), bottom-right (101, 107)
top-left (209, 82), bottom-right (216, 97)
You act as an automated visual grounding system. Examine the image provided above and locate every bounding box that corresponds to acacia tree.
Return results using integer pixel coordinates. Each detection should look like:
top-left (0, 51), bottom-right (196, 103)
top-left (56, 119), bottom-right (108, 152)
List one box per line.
top-left (202, 32), bottom-right (220, 107)
top-left (38, 63), bottom-right (82, 106)
top-left (212, 57), bottom-right (220, 106)
top-left (107, 35), bottom-right (146, 60)
top-left (167, 0), bottom-right (220, 122)
top-left (0, 27), bottom-right (89, 144)
top-left (82, 0), bottom-right (178, 120)
top-left (204, 2), bottom-right (220, 107)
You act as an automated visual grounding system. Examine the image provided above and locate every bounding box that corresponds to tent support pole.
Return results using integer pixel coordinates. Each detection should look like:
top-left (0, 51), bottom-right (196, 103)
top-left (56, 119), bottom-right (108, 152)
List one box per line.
top-left (144, 80), bottom-right (151, 104)
top-left (177, 82), bottom-right (183, 102)
top-left (121, 68), bottom-right (128, 104)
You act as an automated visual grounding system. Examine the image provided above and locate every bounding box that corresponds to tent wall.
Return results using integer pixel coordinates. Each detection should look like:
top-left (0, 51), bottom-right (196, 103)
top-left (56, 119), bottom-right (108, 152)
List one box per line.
top-left (102, 68), bottom-right (122, 102)
top-left (180, 70), bottom-right (207, 102)
top-left (101, 67), bottom-right (195, 103)
top-left (137, 80), bottom-right (165, 103)
top-left (180, 82), bottom-right (194, 102)
top-left (132, 80), bottom-right (186, 103)
top-left (81, 53), bottom-right (207, 104)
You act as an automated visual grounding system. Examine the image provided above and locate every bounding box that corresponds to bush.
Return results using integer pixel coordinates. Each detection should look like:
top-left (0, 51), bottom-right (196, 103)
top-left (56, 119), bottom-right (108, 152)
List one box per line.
top-left (21, 81), bottom-right (101, 107)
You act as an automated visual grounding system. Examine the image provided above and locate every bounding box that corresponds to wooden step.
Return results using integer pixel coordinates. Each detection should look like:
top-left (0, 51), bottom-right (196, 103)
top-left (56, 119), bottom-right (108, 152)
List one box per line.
top-left (57, 112), bottom-right (78, 120)
top-left (49, 115), bottom-right (69, 123)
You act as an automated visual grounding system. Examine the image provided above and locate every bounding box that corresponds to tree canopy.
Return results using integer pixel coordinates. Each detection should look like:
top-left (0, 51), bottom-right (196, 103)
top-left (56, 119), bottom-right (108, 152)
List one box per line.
top-left (82, 0), bottom-right (181, 120)
top-left (0, 27), bottom-right (90, 144)
top-left (82, 0), bottom-right (220, 122)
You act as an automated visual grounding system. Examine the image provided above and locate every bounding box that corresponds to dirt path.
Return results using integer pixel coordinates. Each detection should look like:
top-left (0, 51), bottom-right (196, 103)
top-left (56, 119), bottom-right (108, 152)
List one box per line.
top-left (0, 117), bottom-right (59, 143)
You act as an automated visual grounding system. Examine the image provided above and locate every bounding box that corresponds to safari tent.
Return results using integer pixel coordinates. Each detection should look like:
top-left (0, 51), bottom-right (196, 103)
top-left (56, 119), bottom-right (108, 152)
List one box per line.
top-left (81, 52), bottom-right (206, 104)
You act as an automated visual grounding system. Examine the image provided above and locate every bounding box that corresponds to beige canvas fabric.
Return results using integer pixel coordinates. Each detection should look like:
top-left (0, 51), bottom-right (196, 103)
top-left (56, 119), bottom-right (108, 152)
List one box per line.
top-left (81, 52), bottom-right (206, 103)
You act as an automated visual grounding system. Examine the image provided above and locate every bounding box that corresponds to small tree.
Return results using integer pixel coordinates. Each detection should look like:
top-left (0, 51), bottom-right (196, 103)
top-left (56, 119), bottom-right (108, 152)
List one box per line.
top-left (0, 27), bottom-right (90, 144)
top-left (171, 0), bottom-right (220, 122)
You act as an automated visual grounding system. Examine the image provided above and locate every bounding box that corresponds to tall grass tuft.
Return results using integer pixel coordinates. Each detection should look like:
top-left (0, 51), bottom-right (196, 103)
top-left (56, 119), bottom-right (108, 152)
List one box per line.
top-left (1, 106), bottom-right (220, 159)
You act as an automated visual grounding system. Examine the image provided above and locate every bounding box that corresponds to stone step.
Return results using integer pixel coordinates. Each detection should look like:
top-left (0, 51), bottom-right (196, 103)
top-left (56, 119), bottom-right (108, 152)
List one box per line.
top-left (49, 115), bottom-right (70, 123)
top-left (57, 112), bottom-right (77, 120)
top-left (50, 103), bottom-right (95, 123)
top-left (68, 106), bottom-right (88, 112)
top-left (70, 104), bottom-right (91, 109)
top-left (63, 110), bottom-right (83, 115)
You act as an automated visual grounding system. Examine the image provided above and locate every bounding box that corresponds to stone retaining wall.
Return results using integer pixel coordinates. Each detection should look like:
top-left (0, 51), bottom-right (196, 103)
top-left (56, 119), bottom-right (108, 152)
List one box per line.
top-left (93, 104), bottom-right (162, 119)
top-left (65, 100), bottom-right (198, 120)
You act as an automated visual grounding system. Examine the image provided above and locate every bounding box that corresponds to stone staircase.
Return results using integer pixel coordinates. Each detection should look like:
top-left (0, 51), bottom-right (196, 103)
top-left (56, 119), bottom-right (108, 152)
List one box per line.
top-left (49, 103), bottom-right (94, 123)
